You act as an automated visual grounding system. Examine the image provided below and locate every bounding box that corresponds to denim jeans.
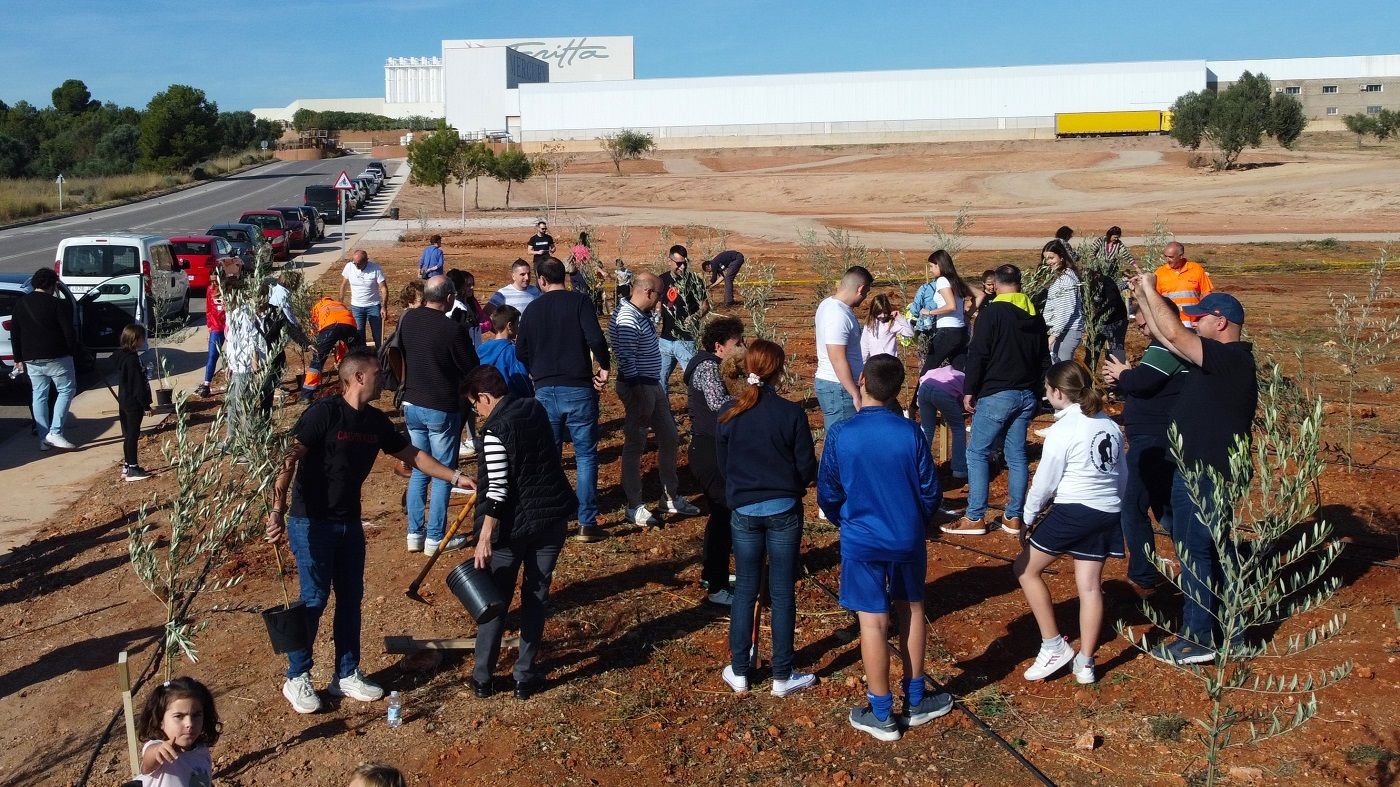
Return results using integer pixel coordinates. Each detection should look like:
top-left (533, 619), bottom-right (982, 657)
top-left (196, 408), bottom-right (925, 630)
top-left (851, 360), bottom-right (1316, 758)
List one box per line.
top-left (26, 356), bottom-right (77, 439)
top-left (965, 389), bottom-right (1038, 521)
top-left (473, 536), bottom-right (562, 685)
top-left (285, 516), bottom-right (365, 680)
top-left (657, 336), bottom-right (696, 395)
top-left (1170, 470), bottom-right (1224, 648)
top-left (536, 386), bottom-right (600, 526)
top-left (351, 303), bottom-right (382, 347)
top-left (617, 381), bottom-right (680, 507)
top-left (917, 383), bottom-right (967, 477)
top-left (404, 403), bottom-right (461, 542)
top-left (729, 505), bottom-right (803, 680)
top-left (1120, 432), bottom-right (1175, 588)
top-left (814, 378), bottom-right (856, 428)
top-left (202, 330), bottom-right (224, 385)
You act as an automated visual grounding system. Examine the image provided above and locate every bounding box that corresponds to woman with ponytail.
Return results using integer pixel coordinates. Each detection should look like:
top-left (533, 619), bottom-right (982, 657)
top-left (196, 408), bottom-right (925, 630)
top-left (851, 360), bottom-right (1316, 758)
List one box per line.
top-left (1011, 360), bottom-right (1125, 686)
top-left (715, 339), bottom-right (818, 698)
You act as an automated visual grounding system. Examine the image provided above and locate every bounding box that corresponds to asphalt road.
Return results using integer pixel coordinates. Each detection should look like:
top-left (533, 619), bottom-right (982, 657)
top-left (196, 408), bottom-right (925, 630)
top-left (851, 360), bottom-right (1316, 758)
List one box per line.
top-left (0, 155), bottom-right (373, 274)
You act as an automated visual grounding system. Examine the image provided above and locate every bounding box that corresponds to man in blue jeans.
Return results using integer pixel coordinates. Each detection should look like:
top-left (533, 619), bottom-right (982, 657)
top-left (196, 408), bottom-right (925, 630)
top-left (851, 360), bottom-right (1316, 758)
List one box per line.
top-left (1130, 277), bottom-right (1257, 665)
top-left (397, 276), bottom-right (480, 554)
top-left (266, 350), bottom-right (472, 714)
top-left (657, 244), bottom-right (709, 395)
top-left (516, 257), bottom-right (612, 541)
top-left (11, 268), bottom-right (82, 450)
top-left (945, 264), bottom-right (1049, 537)
top-left (813, 266), bottom-right (874, 428)
top-left (340, 250), bottom-right (389, 347)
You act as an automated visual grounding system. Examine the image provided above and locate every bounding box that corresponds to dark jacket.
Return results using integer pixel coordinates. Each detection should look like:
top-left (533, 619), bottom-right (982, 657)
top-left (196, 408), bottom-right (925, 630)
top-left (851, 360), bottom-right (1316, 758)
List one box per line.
top-left (682, 350), bottom-right (720, 438)
top-left (474, 394), bottom-right (577, 545)
top-left (12, 290), bottom-right (79, 362)
top-left (715, 388), bottom-right (818, 510)
top-left (397, 306), bottom-right (479, 413)
top-left (1117, 341), bottom-right (1188, 438)
top-left (516, 288), bottom-right (610, 389)
top-left (115, 349), bottom-right (151, 412)
top-left (964, 294), bottom-right (1050, 399)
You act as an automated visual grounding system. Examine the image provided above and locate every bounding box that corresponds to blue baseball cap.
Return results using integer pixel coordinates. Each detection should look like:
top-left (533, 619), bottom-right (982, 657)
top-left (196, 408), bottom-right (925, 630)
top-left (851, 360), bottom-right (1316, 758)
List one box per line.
top-left (1182, 292), bottom-right (1245, 325)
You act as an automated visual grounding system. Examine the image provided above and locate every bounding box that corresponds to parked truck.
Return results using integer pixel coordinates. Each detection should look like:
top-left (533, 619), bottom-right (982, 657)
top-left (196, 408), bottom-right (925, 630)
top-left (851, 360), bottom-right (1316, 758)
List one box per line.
top-left (1055, 110), bottom-right (1173, 137)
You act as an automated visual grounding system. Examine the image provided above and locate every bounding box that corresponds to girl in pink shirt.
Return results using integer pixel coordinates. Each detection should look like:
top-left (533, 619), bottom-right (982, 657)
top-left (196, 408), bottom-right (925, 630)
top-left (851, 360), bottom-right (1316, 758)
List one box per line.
top-left (138, 677), bottom-right (220, 787)
top-left (859, 293), bottom-right (914, 361)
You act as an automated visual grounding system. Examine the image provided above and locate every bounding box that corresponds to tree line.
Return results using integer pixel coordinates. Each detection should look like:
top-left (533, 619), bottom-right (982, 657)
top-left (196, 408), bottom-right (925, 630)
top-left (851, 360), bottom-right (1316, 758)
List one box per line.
top-left (0, 79), bottom-right (280, 179)
top-left (290, 109), bottom-right (438, 133)
top-left (407, 125), bottom-right (534, 209)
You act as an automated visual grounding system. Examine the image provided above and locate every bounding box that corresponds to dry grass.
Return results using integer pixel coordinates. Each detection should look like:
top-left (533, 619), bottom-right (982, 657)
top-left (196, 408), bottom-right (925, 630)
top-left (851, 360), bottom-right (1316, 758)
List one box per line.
top-left (0, 151), bottom-right (274, 223)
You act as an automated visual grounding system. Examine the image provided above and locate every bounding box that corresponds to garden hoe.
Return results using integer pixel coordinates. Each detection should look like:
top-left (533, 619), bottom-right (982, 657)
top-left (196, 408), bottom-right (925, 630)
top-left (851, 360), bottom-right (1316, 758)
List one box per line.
top-left (405, 492), bottom-right (476, 604)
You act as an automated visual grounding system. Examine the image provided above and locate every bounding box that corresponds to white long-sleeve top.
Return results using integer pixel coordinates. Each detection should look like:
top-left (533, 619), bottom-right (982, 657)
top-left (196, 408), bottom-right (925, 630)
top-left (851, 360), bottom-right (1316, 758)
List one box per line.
top-left (1025, 403), bottom-right (1126, 522)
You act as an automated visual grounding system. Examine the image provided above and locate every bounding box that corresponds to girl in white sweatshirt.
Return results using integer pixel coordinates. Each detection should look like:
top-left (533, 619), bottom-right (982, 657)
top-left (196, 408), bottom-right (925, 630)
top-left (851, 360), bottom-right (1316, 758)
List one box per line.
top-left (1011, 360), bottom-right (1125, 685)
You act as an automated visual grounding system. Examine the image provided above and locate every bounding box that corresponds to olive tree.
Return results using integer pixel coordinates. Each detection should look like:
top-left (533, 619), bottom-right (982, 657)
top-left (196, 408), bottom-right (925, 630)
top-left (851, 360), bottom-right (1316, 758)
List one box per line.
top-left (599, 129), bottom-right (656, 175)
top-left (1169, 72), bottom-right (1308, 170)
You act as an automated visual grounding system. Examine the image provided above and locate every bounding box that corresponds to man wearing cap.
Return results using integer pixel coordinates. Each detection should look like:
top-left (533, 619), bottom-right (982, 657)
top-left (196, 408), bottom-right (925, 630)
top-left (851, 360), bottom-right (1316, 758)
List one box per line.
top-left (1129, 274), bottom-right (1257, 666)
top-left (1154, 242), bottom-right (1213, 327)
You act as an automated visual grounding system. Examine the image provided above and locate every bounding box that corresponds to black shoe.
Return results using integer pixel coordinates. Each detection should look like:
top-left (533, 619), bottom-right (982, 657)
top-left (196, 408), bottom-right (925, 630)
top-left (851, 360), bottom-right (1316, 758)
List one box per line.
top-left (514, 677), bottom-right (545, 700)
top-left (570, 523), bottom-right (606, 542)
top-left (469, 676), bottom-right (494, 698)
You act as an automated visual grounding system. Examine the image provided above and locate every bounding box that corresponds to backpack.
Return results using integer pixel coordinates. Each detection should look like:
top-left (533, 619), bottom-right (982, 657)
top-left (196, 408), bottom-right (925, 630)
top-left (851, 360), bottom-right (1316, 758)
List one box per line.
top-left (377, 327), bottom-right (407, 409)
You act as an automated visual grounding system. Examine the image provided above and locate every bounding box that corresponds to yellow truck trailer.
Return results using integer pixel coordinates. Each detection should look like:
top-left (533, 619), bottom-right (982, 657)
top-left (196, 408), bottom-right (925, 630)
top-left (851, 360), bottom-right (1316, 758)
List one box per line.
top-left (1055, 110), bottom-right (1170, 137)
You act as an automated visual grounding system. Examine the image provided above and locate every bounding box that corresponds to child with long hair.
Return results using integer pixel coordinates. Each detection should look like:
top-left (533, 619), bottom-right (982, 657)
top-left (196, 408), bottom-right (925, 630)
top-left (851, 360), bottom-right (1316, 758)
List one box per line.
top-left (912, 250), bottom-right (974, 374)
top-left (715, 339), bottom-right (818, 698)
top-left (137, 677), bottom-right (220, 786)
top-left (1012, 361), bottom-right (1125, 685)
top-left (859, 293), bottom-right (913, 362)
top-left (116, 324), bottom-right (153, 482)
top-left (349, 763), bottom-right (405, 787)
top-left (1041, 240), bottom-right (1085, 363)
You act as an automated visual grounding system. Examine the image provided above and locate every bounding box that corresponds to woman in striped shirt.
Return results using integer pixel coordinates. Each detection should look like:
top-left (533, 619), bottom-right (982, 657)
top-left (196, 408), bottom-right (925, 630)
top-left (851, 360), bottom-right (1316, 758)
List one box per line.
top-left (1041, 240), bottom-right (1085, 363)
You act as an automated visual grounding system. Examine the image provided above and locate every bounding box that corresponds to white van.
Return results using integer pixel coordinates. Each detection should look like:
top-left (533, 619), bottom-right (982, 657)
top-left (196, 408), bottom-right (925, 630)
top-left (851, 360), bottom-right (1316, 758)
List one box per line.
top-left (55, 235), bottom-right (190, 340)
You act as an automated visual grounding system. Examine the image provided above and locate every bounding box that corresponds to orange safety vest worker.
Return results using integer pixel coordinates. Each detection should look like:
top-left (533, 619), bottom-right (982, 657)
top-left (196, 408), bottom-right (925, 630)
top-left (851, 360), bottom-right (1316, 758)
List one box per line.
top-left (310, 297), bottom-right (356, 332)
top-left (1155, 261), bottom-right (1214, 326)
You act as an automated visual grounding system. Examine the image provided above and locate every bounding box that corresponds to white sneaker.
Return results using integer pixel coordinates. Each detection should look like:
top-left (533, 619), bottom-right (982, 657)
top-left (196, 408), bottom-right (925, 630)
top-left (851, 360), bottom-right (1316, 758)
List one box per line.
top-left (817, 508), bottom-right (828, 521)
top-left (1073, 656), bottom-right (1097, 685)
top-left (282, 673), bottom-right (322, 714)
top-left (663, 497), bottom-right (701, 516)
top-left (707, 588), bottom-right (734, 606)
top-left (627, 505), bottom-right (660, 527)
top-left (771, 671), bottom-right (816, 697)
top-left (406, 534), bottom-right (424, 553)
top-left (1023, 636), bottom-right (1076, 681)
top-left (721, 665), bottom-right (749, 693)
top-left (44, 433), bottom-right (77, 450)
top-left (327, 669), bottom-right (384, 702)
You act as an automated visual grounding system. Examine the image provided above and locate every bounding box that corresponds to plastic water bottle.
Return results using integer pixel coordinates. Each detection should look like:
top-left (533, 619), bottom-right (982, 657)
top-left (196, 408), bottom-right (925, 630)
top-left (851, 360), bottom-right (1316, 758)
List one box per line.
top-left (387, 691), bottom-right (402, 728)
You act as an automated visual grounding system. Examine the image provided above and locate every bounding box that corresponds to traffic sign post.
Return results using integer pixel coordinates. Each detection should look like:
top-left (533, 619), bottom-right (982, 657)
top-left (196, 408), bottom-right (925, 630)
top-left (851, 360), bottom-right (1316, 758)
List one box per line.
top-left (56, 173), bottom-right (65, 210)
top-left (333, 170), bottom-right (354, 259)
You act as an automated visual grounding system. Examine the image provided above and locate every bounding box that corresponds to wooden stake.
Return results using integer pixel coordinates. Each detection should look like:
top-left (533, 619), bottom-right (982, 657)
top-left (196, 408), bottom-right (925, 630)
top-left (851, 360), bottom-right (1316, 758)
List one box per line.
top-left (117, 651), bottom-right (140, 778)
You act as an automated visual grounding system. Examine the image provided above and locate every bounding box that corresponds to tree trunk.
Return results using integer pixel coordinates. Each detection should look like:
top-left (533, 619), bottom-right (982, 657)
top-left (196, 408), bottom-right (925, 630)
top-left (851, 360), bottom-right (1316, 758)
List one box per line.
top-left (474, 177), bottom-right (480, 209)
top-left (505, 180), bottom-right (512, 208)
top-left (440, 184), bottom-right (447, 211)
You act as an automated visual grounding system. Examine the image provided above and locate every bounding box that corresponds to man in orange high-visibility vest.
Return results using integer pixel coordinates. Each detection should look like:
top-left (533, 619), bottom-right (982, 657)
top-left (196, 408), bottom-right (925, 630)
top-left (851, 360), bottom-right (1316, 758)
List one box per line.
top-left (1154, 242), bottom-right (1214, 327)
top-left (300, 297), bottom-right (362, 400)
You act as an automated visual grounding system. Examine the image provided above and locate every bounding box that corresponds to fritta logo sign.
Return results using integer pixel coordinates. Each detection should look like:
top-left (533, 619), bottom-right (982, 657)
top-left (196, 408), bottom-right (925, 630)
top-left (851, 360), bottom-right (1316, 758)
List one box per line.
top-left (506, 39), bottom-right (609, 70)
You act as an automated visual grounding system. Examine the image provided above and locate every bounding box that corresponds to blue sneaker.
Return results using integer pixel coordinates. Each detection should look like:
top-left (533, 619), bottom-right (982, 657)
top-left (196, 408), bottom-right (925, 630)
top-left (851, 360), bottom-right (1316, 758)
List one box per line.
top-left (1149, 637), bottom-right (1215, 665)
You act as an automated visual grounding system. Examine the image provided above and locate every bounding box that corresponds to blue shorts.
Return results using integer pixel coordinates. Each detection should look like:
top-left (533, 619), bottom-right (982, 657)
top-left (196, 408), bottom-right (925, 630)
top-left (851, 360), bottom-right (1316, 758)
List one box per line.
top-left (1028, 503), bottom-right (1124, 562)
top-left (839, 554), bottom-right (927, 613)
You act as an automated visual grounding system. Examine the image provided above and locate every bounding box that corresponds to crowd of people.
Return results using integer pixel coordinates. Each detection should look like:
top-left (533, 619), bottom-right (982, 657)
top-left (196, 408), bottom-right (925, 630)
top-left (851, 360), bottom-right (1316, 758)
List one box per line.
top-left (112, 219), bottom-right (1255, 781)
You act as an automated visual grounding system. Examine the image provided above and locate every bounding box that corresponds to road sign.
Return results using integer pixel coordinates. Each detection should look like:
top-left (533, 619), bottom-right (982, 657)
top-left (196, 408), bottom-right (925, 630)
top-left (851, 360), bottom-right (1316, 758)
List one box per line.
top-left (56, 173), bottom-right (65, 210)
top-left (334, 170), bottom-right (354, 190)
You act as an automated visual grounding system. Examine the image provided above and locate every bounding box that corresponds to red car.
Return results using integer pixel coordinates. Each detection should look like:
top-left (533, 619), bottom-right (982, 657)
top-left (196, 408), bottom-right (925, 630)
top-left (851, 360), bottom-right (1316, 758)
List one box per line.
top-left (238, 210), bottom-right (292, 261)
top-left (168, 235), bottom-right (240, 290)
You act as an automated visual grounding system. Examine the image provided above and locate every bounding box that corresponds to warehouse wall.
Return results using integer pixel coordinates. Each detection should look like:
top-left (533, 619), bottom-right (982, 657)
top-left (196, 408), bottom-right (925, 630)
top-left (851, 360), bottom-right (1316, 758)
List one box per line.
top-left (518, 60), bottom-right (1205, 141)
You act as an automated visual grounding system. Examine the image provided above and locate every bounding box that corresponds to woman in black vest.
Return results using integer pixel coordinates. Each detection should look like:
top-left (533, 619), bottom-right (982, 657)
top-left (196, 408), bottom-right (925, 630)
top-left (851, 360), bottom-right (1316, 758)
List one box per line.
top-left (466, 366), bottom-right (577, 700)
top-left (682, 317), bottom-right (746, 606)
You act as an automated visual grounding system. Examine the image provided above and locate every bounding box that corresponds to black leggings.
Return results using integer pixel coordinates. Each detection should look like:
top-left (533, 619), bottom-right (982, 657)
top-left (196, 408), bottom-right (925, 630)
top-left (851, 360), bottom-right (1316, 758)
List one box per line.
top-left (120, 407), bottom-right (143, 466)
top-left (689, 434), bottom-right (733, 592)
top-left (920, 326), bottom-right (968, 375)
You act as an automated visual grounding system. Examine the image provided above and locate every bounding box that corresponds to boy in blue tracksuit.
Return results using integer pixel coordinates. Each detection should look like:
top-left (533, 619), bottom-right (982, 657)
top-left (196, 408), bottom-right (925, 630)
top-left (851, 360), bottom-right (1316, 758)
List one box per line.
top-left (475, 305), bottom-right (534, 399)
top-left (818, 353), bottom-right (947, 741)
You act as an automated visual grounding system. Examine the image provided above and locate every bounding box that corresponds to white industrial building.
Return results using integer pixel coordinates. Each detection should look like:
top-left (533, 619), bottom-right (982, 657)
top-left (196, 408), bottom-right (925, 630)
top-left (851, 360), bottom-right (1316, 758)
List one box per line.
top-left (251, 35), bottom-right (1399, 148)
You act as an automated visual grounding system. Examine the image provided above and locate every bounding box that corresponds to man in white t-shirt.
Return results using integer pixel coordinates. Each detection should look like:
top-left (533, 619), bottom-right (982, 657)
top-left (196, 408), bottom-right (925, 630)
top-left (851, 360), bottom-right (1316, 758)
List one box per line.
top-left (339, 250), bottom-right (389, 347)
top-left (813, 266), bottom-right (874, 427)
top-left (488, 258), bottom-right (543, 314)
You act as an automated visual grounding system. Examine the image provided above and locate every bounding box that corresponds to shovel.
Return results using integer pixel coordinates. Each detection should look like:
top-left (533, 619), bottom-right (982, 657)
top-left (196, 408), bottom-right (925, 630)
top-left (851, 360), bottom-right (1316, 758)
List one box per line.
top-left (405, 492), bottom-right (476, 603)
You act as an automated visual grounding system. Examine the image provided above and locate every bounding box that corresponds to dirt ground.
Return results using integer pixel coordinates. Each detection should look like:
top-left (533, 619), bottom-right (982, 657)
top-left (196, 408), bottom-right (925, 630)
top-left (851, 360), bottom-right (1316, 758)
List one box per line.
top-left (3, 137), bottom-right (1400, 787)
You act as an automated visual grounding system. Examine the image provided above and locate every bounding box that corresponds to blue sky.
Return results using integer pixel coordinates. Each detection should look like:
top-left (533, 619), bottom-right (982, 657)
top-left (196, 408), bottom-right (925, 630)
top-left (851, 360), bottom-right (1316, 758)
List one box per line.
top-left (2, 0), bottom-right (1398, 112)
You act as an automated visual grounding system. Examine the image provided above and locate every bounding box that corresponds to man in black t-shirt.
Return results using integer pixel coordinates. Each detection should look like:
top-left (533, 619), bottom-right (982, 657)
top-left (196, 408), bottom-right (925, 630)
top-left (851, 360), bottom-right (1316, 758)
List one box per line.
top-left (1131, 275), bottom-right (1257, 666)
top-left (266, 349), bottom-right (473, 715)
top-left (526, 220), bottom-right (554, 265)
top-left (657, 244), bottom-right (710, 396)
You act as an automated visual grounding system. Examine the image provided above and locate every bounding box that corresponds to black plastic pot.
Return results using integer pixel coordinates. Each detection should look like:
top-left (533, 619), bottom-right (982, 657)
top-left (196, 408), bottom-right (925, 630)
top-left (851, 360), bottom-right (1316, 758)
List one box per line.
top-left (445, 561), bottom-right (507, 624)
top-left (152, 387), bottom-right (175, 414)
top-left (261, 602), bottom-right (311, 654)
